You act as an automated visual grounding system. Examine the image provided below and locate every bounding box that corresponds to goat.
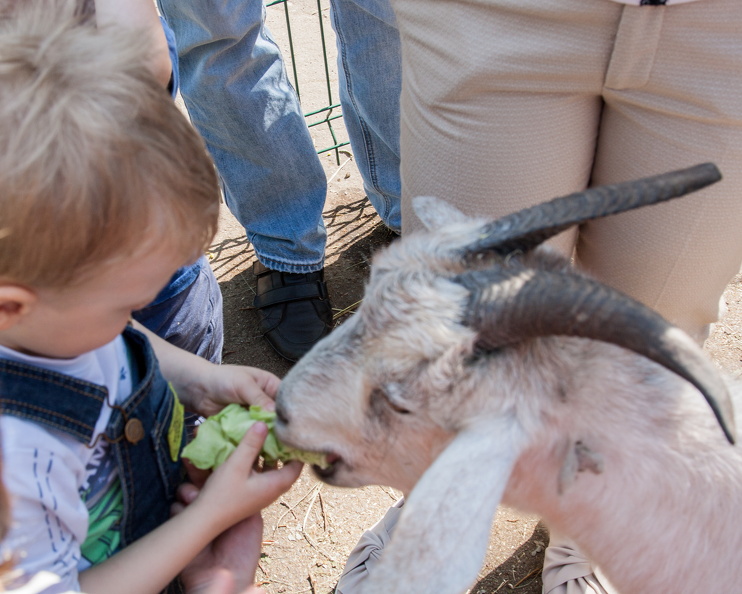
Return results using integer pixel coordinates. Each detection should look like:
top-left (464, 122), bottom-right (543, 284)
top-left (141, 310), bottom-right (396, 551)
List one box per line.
top-left (274, 163), bottom-right (741, 594)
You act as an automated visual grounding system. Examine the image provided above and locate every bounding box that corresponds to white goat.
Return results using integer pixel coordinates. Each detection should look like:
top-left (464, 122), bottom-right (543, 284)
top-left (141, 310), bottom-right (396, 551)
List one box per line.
top-left (275, 164), bottom-right (741, 594)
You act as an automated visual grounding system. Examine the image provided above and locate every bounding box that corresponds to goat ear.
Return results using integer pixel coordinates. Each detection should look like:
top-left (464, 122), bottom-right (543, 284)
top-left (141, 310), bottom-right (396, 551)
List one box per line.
top-left (359, 417), bottom-right (526, 594)
top-left (412, 196), bottom-right (473, 231)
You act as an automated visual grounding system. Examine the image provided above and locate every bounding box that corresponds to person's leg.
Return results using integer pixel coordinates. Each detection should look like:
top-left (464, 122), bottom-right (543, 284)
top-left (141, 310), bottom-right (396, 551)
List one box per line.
top-left (134, 260), bottom-right (224, 438)
top-left (391, 0), bottom-right (628, 254)
top-left (578, 0), bottom-right (742, 342)
top-left (133, 256), bottom-right (224, 364)
top-left (157, 0), bottom-right (327, 271)
top-left (156, 0), bottom-right (332, 361)
top-left (329, 0), bottom-right (402, 233)
top-left (389, 2), bottom-right (627, 593)
top-left (334, 497), bottom-right (405, 594)
top-left (542, 533), bottom-right (619, 594)
top-left (386, 2), bottom-right (742, 593)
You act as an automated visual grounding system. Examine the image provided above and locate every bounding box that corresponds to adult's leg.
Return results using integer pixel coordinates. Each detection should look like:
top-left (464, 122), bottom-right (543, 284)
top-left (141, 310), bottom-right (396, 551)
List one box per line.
top-left (157, 0), bottom-right (333, 360)
top-left (157, 0), bottom-right (327, 272)
top-left (391, 0), bottom-right (630, 253)
top-left (541, 533), bottom-right (619, 594)
top-left (330, 0), bottom-right (402, 233)
top-left (578, 0), bottom-right (742, 341)
top-left (389, 2), bottom-right (631, 593)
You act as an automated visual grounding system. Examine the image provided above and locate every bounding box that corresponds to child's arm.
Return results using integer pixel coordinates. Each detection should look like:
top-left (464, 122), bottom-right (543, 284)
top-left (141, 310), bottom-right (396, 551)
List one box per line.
top-left (94, 0), bottom-right (172, 87)
top-left (173, 459), bottom-right (267, 594)
top-left (132, 321), bottom-right (280, 414)
top-left (79, 423), bottom-right (302, 594)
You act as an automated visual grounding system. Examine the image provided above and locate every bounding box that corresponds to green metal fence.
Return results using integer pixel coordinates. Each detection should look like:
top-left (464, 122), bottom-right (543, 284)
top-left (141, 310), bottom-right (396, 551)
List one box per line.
top-left (265, 0), bottom-right (349, 164)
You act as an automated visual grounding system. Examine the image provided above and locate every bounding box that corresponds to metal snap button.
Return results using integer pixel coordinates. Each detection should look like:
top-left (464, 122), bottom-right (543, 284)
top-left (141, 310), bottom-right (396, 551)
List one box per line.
top-left (125, 418), bottom-right (145, 444)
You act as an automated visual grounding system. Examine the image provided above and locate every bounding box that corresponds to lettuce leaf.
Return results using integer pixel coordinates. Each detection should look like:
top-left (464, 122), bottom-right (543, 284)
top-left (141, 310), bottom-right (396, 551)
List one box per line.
top-left (181, 403), bottom-right (329, 470)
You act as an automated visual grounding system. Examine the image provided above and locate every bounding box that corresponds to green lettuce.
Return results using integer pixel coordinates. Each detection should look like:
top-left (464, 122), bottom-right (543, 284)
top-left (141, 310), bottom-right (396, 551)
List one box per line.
top-left (181, 403), bottom-right (329, 470)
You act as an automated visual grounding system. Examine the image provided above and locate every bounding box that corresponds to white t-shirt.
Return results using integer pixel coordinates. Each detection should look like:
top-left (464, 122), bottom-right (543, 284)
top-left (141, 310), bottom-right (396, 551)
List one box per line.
top-left (0, 336), bottom-right (132, 593)
top-left (3, 571), bottom-right (76, 594)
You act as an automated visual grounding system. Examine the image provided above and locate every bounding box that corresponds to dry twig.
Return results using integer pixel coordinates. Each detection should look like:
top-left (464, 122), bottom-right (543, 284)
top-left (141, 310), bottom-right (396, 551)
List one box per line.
top-left (302, 531), bottom-right (336, 563)
top-left (303, 483), bottom-right (323, 532)
top-left (332, 300), bottom-right (362, 321)
top-left (318, 490), bottom-right (328, 531)
top-left (513, 566), bottom-right (542, 588)
top-left (328, 155), bottom-right (354, 184)
top-left (273, 485), bottom-right (321, 532)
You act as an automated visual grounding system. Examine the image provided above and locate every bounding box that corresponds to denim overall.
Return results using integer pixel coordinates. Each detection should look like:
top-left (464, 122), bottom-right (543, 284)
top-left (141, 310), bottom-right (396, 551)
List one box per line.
top-left (0, 326), bottom-right (185, 547)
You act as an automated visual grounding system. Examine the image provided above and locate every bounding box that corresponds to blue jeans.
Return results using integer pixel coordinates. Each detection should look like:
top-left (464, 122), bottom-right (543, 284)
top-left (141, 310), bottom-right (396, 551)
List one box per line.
top-left (157, 0), bottom-right (327, 273)
top-left (156, 0), bottom-right (402, 271)
top-left (330, 0), bottom-right (401, 233)
top-left (133, 256), bottom-right (223, 364)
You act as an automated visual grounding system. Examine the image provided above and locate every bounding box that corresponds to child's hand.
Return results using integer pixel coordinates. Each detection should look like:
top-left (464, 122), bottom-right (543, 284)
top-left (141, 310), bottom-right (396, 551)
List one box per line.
top-left (188, 364), bottom-right (282, 418)
top-left (173, 424), bottom-right (298, 593)
top-left (132, 322), bottom-right (281, 414)
top-left (171, 468), bottom-right (268, 594)
top-left (190, 422), bottom-right (302, 534)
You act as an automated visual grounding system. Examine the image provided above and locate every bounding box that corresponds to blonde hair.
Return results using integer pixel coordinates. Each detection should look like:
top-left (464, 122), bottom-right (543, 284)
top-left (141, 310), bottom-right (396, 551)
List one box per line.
top-left (0, 0), bottom-right (220, 288)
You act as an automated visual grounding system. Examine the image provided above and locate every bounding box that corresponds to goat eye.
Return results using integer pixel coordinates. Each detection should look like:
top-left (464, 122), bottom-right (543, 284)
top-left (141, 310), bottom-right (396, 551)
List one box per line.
top-left (370, 386), bottom-right (411, 415)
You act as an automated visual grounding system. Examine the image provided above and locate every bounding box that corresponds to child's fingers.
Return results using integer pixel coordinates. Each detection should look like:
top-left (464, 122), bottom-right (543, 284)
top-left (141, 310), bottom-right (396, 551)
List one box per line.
top-left (256, 460), bottom-right (302, 490)
top-left (275, 460), bottom-right (303, 484)
top-left (241, 461), bottom-right (303, 509)
top-left (177, 482), bottom-right (200, 506)
top-left (223, 422), bottom-right (269, 472)
top-left (238, 381), bottom-right (276, 411)
top-left (221, 367), bottom-right (279, 411)
top-left (202, 426), bottom-right (300, 516)
top-left (171, 481), bottom-right (201, 516)
top-left (183, 457), bottom-right (211, 489)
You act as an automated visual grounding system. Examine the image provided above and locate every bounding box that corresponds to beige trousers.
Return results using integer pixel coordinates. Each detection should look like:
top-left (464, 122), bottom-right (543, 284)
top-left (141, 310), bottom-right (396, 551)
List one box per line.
top-left (541, 533), bottom-right (619, 594)
top-left (392, 0), bottom-right (742, 340)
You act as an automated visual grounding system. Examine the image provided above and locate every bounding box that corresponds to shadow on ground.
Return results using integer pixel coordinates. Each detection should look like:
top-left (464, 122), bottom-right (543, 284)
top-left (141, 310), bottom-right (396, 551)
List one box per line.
top-left (213, 197), bottom-right (396, 378)
top-left (473, 521), bottom-right (549, 593)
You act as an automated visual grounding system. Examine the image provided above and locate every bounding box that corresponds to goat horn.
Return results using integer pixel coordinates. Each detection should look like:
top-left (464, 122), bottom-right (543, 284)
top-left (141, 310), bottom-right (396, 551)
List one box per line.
top-left (463, 163), bottom-right (721, 257)
top-left (455, 267), bottom-right (736, 444)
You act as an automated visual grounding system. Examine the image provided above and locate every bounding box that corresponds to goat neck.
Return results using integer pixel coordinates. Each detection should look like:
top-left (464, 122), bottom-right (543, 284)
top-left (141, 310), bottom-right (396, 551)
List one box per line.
top-left (454, 257), bottom-right (735, 443)
top-left (503, 341), bottom-right (742, 593)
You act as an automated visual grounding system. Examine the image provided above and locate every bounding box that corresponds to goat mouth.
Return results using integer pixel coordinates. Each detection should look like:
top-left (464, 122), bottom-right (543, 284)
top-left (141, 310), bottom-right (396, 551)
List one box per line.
top-left (314, 453), bottom-right (342, 479)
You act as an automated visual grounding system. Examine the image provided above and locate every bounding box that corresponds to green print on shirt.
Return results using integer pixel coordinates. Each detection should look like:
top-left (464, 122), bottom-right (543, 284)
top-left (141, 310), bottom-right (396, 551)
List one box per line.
top-left (80, 477), bottom-right (124, 565)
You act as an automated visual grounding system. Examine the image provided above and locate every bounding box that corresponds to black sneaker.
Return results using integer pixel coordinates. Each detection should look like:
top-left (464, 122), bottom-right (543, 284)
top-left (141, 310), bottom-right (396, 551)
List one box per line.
top-left (252, 262), bottom-right (333, 361)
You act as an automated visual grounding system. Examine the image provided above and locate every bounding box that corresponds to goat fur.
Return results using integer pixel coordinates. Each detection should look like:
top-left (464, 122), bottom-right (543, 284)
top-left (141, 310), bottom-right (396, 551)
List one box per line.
top-left (275, 196), bottom-right (742, 594)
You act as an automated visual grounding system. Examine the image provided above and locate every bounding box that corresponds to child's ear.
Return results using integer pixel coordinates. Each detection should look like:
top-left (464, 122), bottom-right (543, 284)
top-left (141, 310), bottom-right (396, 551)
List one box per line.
top-left (0, 285), bottom-right (36, 330)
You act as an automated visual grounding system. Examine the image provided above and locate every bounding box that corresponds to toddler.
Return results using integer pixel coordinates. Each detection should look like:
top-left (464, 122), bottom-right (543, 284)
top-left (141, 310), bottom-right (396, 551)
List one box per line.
top-left (0, 1), bottom-right (300, 591)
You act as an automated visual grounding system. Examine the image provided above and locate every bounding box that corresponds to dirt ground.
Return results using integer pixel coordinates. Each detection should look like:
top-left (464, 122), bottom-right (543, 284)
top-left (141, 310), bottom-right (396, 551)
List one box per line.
top-left (194, 2), bottom-right (742, 592)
